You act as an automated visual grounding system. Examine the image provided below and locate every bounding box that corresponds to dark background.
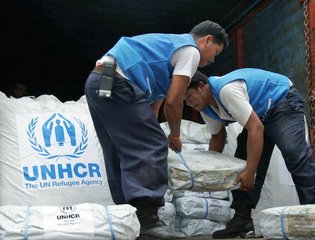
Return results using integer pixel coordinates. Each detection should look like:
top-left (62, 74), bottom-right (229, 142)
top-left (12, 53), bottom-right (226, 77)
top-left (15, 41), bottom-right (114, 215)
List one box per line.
top-left (1, 0), bottom-right (256, 102)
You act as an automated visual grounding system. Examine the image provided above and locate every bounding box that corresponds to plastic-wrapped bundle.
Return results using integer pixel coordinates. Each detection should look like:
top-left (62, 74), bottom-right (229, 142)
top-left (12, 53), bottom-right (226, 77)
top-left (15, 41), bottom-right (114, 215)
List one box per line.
top-left (174, 196), bottom-right (231, 222)
top-left (168, 150), bottom-right (245, 191)
top-left (172, 190), bottom-right (229, 200)
top-left (0, 203), bottom-right (139, 240)
top-left (259, 204), bottom-right (315, 239)
top-left (174, 216), bottom-right (225, 237)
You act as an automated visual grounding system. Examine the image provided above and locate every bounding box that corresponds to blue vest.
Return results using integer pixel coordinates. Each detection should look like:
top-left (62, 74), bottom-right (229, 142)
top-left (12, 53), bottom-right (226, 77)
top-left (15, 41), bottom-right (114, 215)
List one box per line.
top-left (106, 33), bottom-right (198, 103)
top-left (202, 68), bottom-right (291, 123)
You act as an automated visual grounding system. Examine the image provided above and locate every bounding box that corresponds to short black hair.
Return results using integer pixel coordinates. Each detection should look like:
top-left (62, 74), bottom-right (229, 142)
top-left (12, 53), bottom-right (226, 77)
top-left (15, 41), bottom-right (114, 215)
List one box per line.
top-left (190, 20), bottom-right (229, 49)
top-left (188, 71), bottom-right (208, 89)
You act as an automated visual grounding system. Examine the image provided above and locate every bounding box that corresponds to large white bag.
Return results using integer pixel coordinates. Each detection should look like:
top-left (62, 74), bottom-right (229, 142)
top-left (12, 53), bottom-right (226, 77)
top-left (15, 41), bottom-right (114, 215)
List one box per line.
top-left (0, 92), bottom-right (113, 206)
top-left (0, 203), bottom-right (139, 240)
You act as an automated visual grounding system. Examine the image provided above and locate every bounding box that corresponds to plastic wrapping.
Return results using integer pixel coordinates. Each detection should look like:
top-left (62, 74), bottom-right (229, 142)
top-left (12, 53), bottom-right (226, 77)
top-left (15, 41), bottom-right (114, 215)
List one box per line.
top-left (168, 150), bottom-right (246, 191)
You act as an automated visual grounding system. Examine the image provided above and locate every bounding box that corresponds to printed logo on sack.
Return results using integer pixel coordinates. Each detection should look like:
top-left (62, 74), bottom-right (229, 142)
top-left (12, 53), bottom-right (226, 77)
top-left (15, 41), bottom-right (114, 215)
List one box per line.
top-left (17, 112), bottom-right (104, 190)
top-left (57, 207), bottom-right (80, 220)
top-left (57, 206), bottom-right (80, 220)
top-left (27, 113), bottom-right (87, 160)
top-left (60, 206), bottom-right (76, 214)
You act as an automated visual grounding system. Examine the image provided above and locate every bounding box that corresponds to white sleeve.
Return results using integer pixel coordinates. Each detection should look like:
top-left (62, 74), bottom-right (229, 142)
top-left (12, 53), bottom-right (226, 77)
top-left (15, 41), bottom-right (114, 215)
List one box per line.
top-left (200, 111), bottom-right (223, 135)
top-left (219, 81), bottom-right (253, 127)
top-left (171, 46), bottom-right (200, 79)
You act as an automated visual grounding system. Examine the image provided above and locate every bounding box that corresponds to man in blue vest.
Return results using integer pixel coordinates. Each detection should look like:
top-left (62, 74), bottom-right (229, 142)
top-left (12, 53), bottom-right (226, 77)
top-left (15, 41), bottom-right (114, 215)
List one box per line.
top-left (84, 20), bottom-right (229, 238)
top-left (185, 69), bottom-right (315, 238)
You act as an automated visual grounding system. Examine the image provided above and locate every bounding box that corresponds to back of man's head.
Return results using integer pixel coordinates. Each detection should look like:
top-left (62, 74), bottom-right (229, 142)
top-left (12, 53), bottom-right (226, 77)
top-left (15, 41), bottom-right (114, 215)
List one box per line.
top-left (190, 20), bottom-right (229, 49)
top-left (188, 71), bottom-right (208, 89)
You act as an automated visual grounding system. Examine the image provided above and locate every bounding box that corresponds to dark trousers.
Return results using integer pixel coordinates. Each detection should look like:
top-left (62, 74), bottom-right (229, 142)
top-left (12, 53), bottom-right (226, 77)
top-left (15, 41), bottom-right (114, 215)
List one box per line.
top-left (84, 72), bottom-right (168, 209)
top-left (231, 88), bottom-right (315, 209)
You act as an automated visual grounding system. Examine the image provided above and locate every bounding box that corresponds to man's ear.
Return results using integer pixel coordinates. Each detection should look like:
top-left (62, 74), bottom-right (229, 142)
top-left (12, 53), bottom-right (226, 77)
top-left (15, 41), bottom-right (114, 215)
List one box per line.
top-left (205, 35), bottom-right (213, 45)
top-left (198, 81), bottom-right (206, 89)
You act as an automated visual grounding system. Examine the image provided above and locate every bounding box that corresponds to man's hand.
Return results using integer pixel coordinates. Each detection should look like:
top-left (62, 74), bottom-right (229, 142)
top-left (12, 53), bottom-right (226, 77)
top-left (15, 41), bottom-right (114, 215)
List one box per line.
top-left (168, 134), bottom-right (182, 152)
top-left (234, 169), bottom-right (255, 191)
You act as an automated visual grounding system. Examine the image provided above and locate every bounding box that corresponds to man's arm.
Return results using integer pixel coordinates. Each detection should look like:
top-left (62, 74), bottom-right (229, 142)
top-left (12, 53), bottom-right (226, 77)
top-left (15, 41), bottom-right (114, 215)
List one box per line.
top-left (209, 125), bottom-right (226, 152)
top-left (164, 75), bottom-right (190, 152)
top-left (235, 110), bottom-right (264, 191)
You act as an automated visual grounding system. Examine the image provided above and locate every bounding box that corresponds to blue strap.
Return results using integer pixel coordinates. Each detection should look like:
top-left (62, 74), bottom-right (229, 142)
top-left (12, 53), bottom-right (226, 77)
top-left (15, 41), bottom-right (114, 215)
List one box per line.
top-left (104, 206), bottom-right (116, 240)
top-left (178, 216), bottom-right (183, 233)
top-left (178, 152), bottom-right (195, 189)
top-left (204, 198), bottom-right (209, 219)
top-left (23, 206), bottom-right (31, 240)
top-left (173, 197), bottom-right (178, 213)
top-left (280, 207), bottom-right (289, 240)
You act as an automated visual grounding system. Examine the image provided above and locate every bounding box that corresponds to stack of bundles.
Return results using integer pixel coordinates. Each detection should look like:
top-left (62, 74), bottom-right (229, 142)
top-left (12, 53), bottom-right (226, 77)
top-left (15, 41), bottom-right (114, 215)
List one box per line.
top-left (258, 204), bottom-right (315, 239)
top-left (0, 203), bottom-right (139, 240)
top-left (158, 190), bottom-right (230, 238)
top-left (173, 191), bottom-right (229, 237)
top-left (159, 120), bottom-right (244, 238)
top-left (0, 92), bottom-right (140, 239)
top-left (163, 148), bottom-right (243, 238)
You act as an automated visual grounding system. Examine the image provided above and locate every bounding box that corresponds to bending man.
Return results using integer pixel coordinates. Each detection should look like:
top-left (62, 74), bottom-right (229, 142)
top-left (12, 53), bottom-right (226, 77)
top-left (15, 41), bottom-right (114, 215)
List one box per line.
top-left (185, 69), bottom-right (315, 238)
top-left (85, 20), bottom-right (229, 238)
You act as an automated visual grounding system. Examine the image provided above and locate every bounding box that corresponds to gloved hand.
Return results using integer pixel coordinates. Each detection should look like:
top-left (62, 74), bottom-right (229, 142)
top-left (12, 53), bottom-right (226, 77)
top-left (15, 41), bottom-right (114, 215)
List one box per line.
top-left (168, 134), bottom-right (182, 153)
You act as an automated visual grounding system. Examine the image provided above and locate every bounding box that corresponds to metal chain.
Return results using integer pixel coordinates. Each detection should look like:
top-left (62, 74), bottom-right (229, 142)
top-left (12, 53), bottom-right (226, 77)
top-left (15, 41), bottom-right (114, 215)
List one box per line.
top-left (303, 0), bottom-right (315, 148)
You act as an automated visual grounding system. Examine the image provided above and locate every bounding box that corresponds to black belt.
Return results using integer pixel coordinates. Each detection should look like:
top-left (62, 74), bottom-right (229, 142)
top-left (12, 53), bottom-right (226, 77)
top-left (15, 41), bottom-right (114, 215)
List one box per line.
top-left (91, 67), bottom-right (124, 79)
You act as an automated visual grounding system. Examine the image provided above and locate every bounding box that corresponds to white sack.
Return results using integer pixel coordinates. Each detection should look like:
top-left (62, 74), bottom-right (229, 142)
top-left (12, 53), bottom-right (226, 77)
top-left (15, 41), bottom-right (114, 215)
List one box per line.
top-left (0, 203), bottom-right (139, 240)
top-left (160, 120), bottom-right (211, 144)
top-left (168, 150), bottom-right (246, 191)
top-left (258, 204), bottom-right (315, 239)
top-left (160, 121), bottom-right (242, 155)
top-left (0, 92), bottom-right (113, 205)
top-left (174, 196), bottom-right (231, 222)
top-left (174, 217), bottom-right (225, 237)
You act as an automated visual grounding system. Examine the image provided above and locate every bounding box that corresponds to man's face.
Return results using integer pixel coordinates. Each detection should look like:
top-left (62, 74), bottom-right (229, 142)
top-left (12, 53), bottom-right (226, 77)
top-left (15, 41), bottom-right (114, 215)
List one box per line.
top-left (185, 87), bottom-right (206, 111)
top-left (199, 37), bottom-right (224, 68)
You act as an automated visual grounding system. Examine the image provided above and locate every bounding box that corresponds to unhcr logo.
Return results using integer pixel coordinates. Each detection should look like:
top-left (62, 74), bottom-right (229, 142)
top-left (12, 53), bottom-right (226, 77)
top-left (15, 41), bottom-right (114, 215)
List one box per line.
top-left (57, 205), bottom-right (80, 220)
top-left (20, 112), bottom-right (102, 188)
top-left (27, 113), bottom-right (88, 160)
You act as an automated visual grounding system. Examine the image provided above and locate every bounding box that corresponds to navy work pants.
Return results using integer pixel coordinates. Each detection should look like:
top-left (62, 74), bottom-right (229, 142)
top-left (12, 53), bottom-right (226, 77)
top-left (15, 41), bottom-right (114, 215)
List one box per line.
top-left (231, 88), bottom-right (315, 209)
top-left (84, 72), bottom-right (168, 208)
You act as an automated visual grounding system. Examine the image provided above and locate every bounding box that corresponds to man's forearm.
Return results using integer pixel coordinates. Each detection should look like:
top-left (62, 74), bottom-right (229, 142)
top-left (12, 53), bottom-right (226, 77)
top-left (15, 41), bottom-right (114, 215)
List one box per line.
top-left (209, 126), bottom-right (226, 152)
top-left (246, 128), bottom-right (263, 173)
top-left (164, 101), bottom-right (183, 137)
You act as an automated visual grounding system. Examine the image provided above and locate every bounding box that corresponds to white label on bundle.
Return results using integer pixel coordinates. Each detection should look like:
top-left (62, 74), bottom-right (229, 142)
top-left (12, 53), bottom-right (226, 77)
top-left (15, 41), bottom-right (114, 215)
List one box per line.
top-left (42, 205), bottom-right (94, 239)
top-left (16, 112), bottom-right (104, 190)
